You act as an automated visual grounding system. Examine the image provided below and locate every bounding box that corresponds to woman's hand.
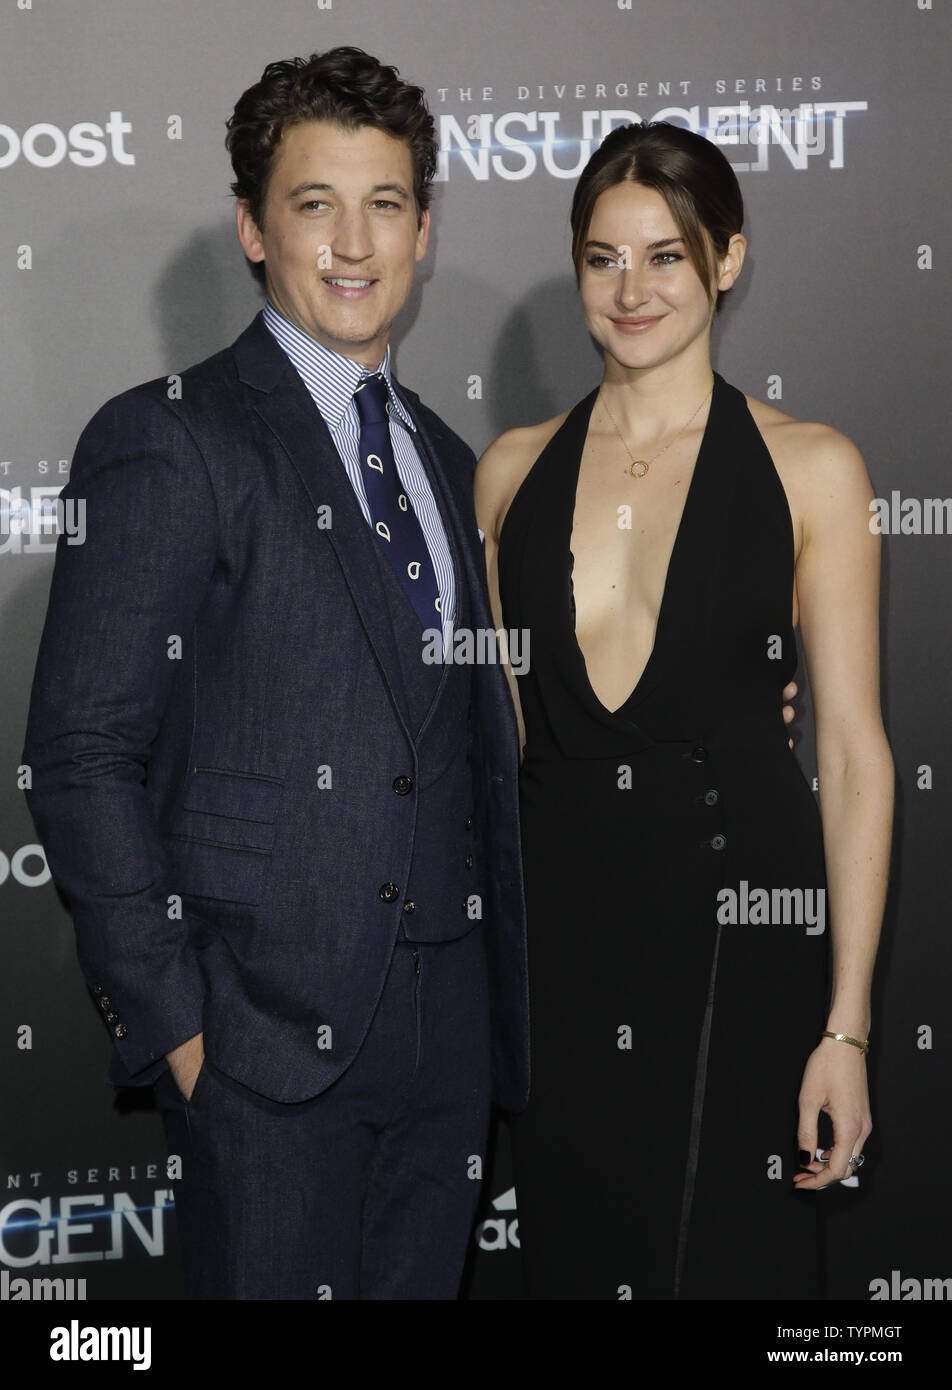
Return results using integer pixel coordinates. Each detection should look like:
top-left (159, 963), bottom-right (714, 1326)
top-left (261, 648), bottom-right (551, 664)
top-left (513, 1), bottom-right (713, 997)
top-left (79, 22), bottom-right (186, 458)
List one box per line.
top-left (781, 679), bottom-right (797, 749)
top-left (793, 1036), bottom-right (872, 1189)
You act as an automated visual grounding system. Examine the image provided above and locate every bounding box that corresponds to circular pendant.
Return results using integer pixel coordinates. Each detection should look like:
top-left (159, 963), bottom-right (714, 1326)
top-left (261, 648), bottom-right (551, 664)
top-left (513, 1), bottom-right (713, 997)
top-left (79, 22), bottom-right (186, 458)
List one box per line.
top-left (629, 459), bottom-right (649, 478)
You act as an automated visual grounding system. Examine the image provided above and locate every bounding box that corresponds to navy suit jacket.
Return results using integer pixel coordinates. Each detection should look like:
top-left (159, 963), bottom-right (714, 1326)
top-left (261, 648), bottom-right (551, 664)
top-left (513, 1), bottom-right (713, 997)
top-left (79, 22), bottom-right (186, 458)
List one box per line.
top-left (22, 312), bottom-right (529, 1110)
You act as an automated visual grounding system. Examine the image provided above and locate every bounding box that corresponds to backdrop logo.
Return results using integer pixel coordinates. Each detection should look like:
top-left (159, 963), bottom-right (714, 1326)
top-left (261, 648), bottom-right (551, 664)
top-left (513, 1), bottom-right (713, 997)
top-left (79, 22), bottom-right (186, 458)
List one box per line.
top-left (474, 1186), bottom-right (520, 1251)
top-left (0, 113), bottom-right (134, 169)
top-left (437, 101), bottom-right (868, 181)
top-left (0, 1192), bottom-right (173, 1267)
top-left (0, 844), bottom-right (50, 888)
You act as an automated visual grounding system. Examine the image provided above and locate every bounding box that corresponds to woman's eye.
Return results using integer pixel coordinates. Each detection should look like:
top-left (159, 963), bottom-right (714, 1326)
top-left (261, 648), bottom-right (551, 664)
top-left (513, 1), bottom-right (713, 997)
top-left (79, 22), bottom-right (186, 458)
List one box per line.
top-left (585, 254), bottom-right (619, 270)
top-left (653, 252), bottom-right (683, 265)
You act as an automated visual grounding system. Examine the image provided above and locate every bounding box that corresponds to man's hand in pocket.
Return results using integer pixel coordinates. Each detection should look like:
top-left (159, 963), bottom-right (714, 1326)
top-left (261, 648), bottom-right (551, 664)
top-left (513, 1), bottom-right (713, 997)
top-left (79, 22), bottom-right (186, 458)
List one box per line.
top-left (166, 1032), bottom-right (205, 1101)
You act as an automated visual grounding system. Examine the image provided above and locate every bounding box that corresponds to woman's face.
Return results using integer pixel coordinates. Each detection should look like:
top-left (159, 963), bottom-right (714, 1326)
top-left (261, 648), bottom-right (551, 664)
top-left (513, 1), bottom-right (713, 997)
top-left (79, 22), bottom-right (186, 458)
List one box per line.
top-left (578, 181), bottom-right (718, 372)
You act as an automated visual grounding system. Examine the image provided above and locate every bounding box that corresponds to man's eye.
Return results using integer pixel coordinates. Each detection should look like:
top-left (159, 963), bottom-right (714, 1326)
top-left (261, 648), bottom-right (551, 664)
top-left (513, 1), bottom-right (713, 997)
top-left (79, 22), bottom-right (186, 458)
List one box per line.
top-left (371, 200), bottom-right (400, 209)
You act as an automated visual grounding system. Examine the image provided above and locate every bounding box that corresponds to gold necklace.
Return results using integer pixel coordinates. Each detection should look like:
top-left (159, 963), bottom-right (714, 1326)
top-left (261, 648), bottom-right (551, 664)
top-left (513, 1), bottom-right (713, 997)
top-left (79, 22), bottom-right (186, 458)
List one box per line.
top-left (599, 378), bottom-right (714, 478)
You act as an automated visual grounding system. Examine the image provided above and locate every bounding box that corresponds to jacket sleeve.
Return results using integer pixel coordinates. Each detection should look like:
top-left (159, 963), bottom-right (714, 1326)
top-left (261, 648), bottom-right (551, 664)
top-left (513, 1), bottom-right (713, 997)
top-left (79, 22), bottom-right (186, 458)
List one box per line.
top-left (21, 388), bottom-right (219, 1081)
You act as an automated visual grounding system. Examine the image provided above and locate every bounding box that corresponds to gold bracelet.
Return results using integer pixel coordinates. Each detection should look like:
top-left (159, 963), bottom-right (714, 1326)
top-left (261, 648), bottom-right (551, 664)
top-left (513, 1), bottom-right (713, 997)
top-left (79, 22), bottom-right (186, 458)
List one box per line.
top-left (822, 1030), bottom-right (869, 1055)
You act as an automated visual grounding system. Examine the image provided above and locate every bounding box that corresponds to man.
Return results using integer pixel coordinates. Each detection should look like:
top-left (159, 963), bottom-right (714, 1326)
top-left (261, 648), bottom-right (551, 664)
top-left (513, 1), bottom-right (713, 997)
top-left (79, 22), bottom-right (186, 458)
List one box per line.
top-left (22, 47), bottom-right (527, 1299)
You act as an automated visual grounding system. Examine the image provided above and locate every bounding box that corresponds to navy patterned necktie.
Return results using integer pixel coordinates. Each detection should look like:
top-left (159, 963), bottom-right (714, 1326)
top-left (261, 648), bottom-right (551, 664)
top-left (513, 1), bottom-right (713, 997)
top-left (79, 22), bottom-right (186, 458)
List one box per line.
top-left (354, 373), bottom-right (441, 640)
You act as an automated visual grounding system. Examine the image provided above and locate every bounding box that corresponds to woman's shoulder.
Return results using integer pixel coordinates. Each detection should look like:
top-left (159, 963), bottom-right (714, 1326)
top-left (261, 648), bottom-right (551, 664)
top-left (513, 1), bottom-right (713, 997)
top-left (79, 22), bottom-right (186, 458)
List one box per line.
top-left (474, 408), bottom-right (573, 542)
top-left (740, 389), bottom-right (873, 528)
top-left (742, 391), bottom-right (861, 462)
top-left (478, 408), bottom-right (573, 471)
top-left (742, 390), bottom-right (868, 482)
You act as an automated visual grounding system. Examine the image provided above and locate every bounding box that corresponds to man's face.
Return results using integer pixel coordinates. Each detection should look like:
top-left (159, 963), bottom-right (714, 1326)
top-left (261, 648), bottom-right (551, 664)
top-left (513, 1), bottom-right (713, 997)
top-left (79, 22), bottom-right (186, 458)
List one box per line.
top-left (236, 120), bottom-right (430, 368)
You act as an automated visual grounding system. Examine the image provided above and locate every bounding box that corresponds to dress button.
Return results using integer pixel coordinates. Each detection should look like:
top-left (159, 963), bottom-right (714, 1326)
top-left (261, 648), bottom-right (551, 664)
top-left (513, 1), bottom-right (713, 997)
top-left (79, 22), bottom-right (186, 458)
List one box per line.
top-left (692, 745), bottom-right (709, 763)
top-left (379, 882), bottom-right (400, 903)
top-left (114, 1023), bottom-right (128, 1039)
top-left (710, 834), bottom-right (727, 851)
top-left (392, 775), bottom-right (413, 796)
top-left (704, 789), bottom-right (719, 806)
top-left (105, 1010), bottom-right (118, 1024)
top-left (402, 900), bottom-right (416, 915)
top-left (92, 984), bottom-right (104, 996)
top-left (99, 996), bottom-right (111, 1010)
top-left (465, 854), bottom-right (474, 869)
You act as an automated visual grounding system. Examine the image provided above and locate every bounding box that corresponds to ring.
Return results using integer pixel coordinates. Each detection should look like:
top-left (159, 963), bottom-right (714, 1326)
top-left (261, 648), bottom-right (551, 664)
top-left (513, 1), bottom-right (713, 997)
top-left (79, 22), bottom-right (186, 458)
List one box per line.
top-left (847, 1153), bottom-right (865, 1170)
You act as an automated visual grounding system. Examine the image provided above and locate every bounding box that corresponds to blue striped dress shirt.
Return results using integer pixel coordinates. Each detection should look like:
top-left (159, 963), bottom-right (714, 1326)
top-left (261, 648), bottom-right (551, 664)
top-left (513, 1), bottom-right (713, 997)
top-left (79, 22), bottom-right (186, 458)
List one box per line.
top-left (262, 299), bottom-right (456, 654)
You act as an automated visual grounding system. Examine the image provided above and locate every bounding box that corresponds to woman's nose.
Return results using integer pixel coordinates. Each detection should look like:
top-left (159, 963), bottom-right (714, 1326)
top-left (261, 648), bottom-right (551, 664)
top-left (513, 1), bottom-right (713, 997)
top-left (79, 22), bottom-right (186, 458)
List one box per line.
top-left (616, 267), bottom-right (649, 310)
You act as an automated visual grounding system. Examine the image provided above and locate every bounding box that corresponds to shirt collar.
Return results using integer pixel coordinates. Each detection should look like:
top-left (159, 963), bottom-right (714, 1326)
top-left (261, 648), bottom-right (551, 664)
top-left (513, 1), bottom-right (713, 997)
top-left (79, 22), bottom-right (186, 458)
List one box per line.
top-left (262, 299), bottom-right (415, 432)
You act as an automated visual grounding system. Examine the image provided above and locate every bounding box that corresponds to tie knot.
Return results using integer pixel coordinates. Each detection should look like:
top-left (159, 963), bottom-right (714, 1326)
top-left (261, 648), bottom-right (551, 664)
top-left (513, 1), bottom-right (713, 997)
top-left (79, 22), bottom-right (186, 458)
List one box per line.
top-left (354, 373), bottom-right (390, 427)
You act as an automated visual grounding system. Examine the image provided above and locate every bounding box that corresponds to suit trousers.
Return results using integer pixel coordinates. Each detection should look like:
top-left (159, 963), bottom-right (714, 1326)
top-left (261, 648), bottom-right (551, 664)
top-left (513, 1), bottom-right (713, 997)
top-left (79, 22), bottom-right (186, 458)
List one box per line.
top-left (154, 929), bottom-right (492, 1299)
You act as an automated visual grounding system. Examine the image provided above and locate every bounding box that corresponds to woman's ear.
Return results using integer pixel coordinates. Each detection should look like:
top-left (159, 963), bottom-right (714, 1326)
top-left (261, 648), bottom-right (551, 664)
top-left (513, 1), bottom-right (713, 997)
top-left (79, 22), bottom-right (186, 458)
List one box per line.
top-left (716, 233), bottom-right (747, 293)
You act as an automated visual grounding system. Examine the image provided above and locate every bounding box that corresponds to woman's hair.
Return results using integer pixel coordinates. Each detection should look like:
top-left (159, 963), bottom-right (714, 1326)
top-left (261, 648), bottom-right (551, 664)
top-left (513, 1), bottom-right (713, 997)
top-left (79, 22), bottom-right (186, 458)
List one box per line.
top-left (226, 47), bottom-right (438, 284)
top-left (570, 122), bottom-right (744, 312)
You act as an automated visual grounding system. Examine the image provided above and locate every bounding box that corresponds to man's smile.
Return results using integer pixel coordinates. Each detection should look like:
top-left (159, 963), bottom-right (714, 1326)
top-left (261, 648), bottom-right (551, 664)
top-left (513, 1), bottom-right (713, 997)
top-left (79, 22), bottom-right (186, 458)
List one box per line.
top-left (322, 274), bottom-right (378, 298)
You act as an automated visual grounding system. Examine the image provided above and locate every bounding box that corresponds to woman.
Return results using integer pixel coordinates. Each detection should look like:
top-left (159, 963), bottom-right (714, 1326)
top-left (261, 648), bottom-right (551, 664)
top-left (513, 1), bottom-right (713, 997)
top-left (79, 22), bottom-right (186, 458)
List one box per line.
top-left (475, 122), bottom-right (893, 1300)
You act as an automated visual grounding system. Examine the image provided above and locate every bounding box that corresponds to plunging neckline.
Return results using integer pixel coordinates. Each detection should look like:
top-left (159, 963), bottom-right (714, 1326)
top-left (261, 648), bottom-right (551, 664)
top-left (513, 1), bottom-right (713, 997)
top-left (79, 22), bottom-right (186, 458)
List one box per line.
top-left (567, 374), bottom-right (722, 718)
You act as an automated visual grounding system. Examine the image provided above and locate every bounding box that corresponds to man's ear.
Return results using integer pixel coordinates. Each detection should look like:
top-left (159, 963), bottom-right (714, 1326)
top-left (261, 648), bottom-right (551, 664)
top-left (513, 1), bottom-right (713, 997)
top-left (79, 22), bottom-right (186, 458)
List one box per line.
top-left (415, 207), bottom-right (431, 263)
top-left (236, 200), bottom-right (265, 265)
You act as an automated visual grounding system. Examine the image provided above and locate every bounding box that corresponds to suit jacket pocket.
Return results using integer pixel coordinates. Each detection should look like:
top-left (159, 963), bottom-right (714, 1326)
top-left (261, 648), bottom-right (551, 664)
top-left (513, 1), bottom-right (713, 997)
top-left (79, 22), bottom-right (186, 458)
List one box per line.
top-left (166, 767), bottom-right (283, 905)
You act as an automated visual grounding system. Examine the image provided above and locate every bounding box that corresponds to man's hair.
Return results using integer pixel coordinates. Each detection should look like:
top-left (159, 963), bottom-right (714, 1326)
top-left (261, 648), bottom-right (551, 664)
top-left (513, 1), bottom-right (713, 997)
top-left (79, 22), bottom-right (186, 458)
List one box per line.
top-left (226, 47), bottom-right (438, 286)
top-left (570, 122), bottom-right (744, 314)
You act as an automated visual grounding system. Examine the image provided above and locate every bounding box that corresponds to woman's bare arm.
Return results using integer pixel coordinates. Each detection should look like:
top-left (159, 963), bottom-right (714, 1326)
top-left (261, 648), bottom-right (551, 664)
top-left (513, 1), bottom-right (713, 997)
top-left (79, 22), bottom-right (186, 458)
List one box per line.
top-left (789, 425), bottom-right (894, 1187)
top-left (474, 433), bottom-right (532, 757)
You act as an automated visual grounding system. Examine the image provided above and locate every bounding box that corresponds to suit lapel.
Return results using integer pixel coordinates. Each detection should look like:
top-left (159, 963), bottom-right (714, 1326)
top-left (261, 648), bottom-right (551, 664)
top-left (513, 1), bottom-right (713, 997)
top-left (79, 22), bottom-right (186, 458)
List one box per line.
top-left (233, 315), bottom-right (411, 732)
top-left (230, 314), bottom-right (498, 738)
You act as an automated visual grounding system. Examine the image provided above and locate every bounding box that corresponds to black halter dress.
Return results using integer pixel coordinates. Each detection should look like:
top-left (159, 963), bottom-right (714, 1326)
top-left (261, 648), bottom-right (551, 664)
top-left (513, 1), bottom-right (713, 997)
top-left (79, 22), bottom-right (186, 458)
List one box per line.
top-left (497, 372), bottom-right (828, 1300)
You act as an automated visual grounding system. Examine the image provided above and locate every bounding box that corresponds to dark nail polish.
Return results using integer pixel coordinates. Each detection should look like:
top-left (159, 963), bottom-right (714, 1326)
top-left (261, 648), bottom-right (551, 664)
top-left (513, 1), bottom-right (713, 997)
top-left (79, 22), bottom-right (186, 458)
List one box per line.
top-left (798, 1149), bottom-right (811, 1165)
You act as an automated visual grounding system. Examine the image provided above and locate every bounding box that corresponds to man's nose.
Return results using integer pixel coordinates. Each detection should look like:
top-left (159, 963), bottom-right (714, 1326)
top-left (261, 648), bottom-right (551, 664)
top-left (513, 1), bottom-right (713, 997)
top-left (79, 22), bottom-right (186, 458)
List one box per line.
top-left (331, 208), bottom-right (374, 262)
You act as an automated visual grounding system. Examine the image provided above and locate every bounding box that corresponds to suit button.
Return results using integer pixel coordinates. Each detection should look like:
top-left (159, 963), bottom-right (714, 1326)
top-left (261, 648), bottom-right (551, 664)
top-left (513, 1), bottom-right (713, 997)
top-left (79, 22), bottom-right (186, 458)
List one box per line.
top-left (710, 834), bottom-right (727, 851)
top-left (692, 745), bottom-right (709, 763)
top-left (403, 900), bottom-right (416, 915)
top-left (465, 816), bottom-right (473, 831)
top-left (99, 996), bottom-right (111, 1010)
top-left (461, 898), bottom-right (470, 913)
top-left (465, 854), bottom-right (474, 869)
top-left (114, 1024), bottom-right (128, 1039)
top-left (379, 882), bottom-right (400, 903)
top-left (704, 789), bottom-right (719, 806)
top-left (392, 775), bottom-right (413, 796)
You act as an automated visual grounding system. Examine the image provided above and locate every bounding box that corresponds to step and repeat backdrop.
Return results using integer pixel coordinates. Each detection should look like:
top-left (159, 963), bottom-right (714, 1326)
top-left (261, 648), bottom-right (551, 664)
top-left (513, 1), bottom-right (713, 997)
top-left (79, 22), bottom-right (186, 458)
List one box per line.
top-left (1, 0), bottom-right (949, 1307)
